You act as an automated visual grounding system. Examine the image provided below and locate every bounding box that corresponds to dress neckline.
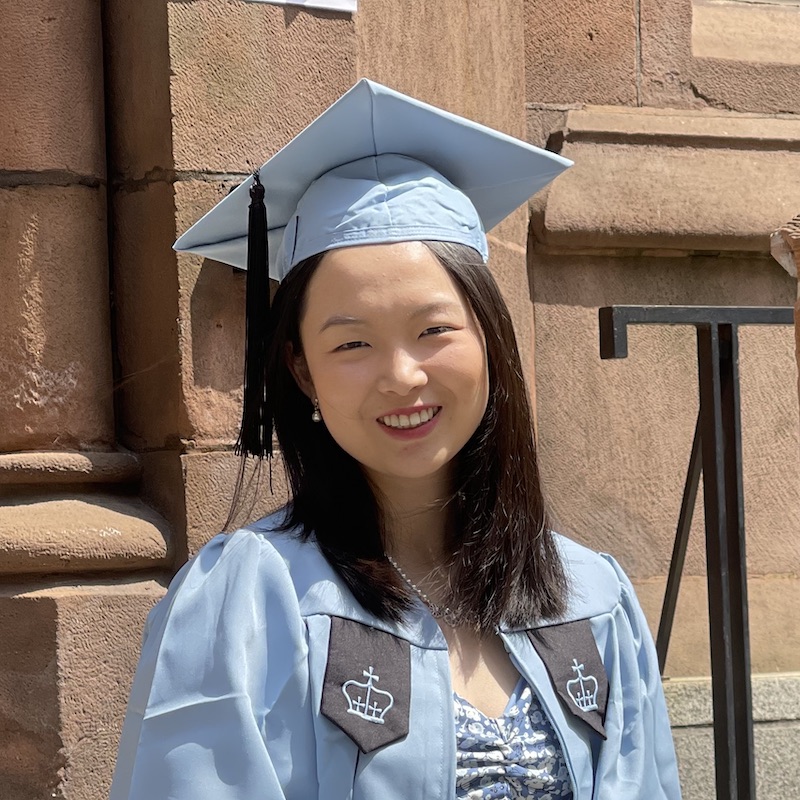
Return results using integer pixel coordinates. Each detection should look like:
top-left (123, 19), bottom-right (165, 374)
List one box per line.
top-left (452, 675), bottom-right (527, 722)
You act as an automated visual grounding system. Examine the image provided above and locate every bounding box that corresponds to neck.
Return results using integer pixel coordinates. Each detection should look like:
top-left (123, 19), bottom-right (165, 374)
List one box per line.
top-left (367, 469), bottom-right (452, 572)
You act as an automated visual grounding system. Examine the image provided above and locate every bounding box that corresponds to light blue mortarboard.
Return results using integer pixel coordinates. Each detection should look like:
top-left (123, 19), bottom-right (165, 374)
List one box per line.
top-left (173, 79), bottom-right (572, 459)
top-left (173, 78), bottom-right (572, 281)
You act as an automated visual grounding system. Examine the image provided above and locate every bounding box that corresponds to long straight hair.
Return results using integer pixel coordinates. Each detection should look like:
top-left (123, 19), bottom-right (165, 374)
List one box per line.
top-left (262, 241), bottom-right (568, 631)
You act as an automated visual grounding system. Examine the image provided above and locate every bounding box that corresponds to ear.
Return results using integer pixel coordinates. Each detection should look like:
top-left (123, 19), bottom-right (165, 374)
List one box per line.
top-left (287, 344), bottom-right (316, 401)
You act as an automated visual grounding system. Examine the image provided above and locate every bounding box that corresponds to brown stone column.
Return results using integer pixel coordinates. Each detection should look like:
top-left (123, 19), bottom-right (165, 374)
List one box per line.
top-left (0, 1), bottom-right (551, 797)
top-left (0, 1), bottom-right (112, 451)
top-left (0, 3), bottom-right (170, 798)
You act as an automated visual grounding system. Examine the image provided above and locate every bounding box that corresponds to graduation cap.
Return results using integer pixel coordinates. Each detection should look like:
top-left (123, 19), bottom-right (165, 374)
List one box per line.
top-left (174, 79), bottom-right (572, 458)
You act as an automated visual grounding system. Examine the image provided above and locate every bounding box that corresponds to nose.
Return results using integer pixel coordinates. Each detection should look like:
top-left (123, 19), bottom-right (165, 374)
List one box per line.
top-left (377, 347), bottom-right (428, 395)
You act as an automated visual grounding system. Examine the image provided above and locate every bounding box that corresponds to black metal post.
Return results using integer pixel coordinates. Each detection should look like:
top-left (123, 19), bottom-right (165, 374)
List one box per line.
top-left (696, 323), bottom-right (755, 800)
top-left (656, 413), bottom-right (702, 675)
top-left (598, 305), bottom-right (793, 800)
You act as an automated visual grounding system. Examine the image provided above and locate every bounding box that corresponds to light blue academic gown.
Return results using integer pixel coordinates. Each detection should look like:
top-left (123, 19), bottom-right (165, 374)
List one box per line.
top-left (110, 512), bottom-right (682, 799)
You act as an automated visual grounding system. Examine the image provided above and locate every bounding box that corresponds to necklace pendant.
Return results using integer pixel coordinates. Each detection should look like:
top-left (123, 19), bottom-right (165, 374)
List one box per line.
top-left (432, 605), bottom-right (460, 627)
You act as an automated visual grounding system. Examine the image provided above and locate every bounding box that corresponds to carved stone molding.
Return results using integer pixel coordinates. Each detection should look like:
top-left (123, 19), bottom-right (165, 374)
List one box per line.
top-left (771, 213), bottom-right (800, 278)
top-left (534, 106), bottom-right (800, 256)
top-left (0, 493), bottom-right (170, 575)
top-left (0, 450), bottom-right (140, 485)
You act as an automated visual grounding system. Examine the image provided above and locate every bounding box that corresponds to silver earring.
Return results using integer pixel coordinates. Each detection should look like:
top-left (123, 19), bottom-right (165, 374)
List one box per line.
top-left (311, 398), bottom-right (322, 423)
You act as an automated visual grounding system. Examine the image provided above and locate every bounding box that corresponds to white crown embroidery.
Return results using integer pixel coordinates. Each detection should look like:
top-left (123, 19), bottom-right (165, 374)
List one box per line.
top-left (566, 658), bottom-right (599, 712)
top-left (342, 666), bottom-right (394, 725)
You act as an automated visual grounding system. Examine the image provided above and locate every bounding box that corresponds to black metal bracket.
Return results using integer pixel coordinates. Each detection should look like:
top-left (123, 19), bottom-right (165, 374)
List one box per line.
top-left (598, 304), bottom-right (794, 800)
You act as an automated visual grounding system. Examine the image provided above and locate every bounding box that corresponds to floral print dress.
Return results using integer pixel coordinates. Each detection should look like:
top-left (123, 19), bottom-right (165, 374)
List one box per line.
top-left (454, 678), bottom-right (574, 799)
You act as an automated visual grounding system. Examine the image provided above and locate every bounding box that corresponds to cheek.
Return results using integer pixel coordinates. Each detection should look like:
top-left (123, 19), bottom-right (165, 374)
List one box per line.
top-left (304, 357), bottom-right (376, 431)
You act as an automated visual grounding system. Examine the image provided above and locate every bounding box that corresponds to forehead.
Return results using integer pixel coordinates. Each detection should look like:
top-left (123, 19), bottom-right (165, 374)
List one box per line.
top-left (302, 242), bottom-right (469, 319)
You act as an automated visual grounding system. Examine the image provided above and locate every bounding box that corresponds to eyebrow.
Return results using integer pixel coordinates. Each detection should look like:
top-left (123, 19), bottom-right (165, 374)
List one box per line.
top-left (318, 301), bottom-right (462, 334)
top-left (318, 315), bottom-right (366, 334)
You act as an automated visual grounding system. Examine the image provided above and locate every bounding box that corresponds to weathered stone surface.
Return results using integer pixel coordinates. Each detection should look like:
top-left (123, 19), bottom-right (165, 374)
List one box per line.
top-left (0, 494), bottom-right (170, 574)
top-left (536, 107), bottom-right (800, 254)
top-left (771, 213), bottom-right (800, 278)
top-left (182, 450), bottom-right (290, 556)
top-left (0, 596), bottom-right (62, 800)
top-left (527, 107), bottom-right (569, 151)
top-left (174, 179), bottom-right (248, 446)
top-left (112, 181), bottom-right (185, 451)
top-left (0, 451), bottom-right (140, 485)
top-left (168, 0), bottom-right (356, 175)
top-left (641, 0), bottom-right (800, 114)
top-left (525, 0), bottom-right (637, 105)
top-left (0, 185), bottom-right (113, 452)
top-left (103, 0), bottom-right (174, 180)
top-left (667, 675), bottom-right (800, 800)
top-left (0, 0), bottom-right (105, 175)
top-left (635, 575), bottom-right (800, 677)
top-left (0, 582), bottom-right (164, 800)
top-left (55, 583), bottom-right (164, 800)
top-left (531, 251), bottom-right (798, 584)
top-left (693, 0), bottom-right (800, 67)
top-left (358, 0), bottom-right (526, 137)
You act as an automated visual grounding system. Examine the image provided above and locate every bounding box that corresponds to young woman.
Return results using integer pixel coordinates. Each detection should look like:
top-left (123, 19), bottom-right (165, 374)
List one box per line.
top-left (111, 80), bottom-right (681, 800)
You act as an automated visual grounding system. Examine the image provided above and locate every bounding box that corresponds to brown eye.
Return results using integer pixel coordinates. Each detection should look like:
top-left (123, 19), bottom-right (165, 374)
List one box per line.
top-left (335, 340), bottom-right (369, 352)
top-left (421, 326), bottom-right (453, 337)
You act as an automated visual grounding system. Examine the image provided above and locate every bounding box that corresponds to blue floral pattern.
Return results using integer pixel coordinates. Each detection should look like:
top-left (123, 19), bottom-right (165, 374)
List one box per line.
top-left (453, 678), bottom-right (574, 799)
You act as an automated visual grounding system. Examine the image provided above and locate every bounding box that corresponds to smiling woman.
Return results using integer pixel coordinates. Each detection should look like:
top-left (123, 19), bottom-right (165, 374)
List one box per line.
top-left (110, 80), bottom-right (682, 800)
top-left (295, 241), bottom-right (489, 487)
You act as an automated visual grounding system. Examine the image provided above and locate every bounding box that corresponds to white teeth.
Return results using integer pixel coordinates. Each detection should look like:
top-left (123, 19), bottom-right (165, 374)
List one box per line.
top-left (380, 407), bottom-right (439, 429)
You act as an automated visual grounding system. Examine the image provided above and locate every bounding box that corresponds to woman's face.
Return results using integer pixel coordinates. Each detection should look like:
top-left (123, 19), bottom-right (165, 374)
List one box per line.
top-left (294, 241), bottom-right (489, 490)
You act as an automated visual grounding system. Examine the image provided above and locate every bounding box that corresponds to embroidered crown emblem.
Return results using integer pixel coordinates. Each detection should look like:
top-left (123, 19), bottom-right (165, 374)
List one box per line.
top-left (342, 666), bottom-right (394, 725)
top-left (566, 658), bottom-right (599, 712)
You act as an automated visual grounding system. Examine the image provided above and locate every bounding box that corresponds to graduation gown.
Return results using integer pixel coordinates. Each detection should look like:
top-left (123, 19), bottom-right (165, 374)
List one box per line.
top-left (110, 512), bottom-right (682, 799)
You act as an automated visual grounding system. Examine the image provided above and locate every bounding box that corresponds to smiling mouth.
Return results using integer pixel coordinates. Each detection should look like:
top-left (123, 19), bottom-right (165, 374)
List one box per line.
top-left (378, 406), bottom-right (441, 430)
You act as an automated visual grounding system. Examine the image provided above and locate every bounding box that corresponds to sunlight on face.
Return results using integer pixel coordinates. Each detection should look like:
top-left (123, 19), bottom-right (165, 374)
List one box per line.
top-left (295, 241), bottom-right (489, 495)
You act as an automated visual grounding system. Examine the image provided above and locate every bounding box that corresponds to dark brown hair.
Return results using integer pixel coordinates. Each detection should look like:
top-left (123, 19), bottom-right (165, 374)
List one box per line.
top-left (262, 241), bottom-right (568, 631)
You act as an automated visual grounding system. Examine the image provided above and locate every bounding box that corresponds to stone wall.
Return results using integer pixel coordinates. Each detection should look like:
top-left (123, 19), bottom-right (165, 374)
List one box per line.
top-left (527, 0), bottom-right (800, 795)
top-left (1, 0), bottom-right (799, 797)
top-left (1, 1), bottom-right (535, 797)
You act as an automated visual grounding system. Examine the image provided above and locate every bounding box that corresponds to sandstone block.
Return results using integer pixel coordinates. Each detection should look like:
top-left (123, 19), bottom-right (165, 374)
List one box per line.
top-left (641, 0), bottom-right (800, 114)
top-left (525, 0), bottom-right (637, 106)
top-left (112, 181), bottom-right (184, 451)
top-left (639, 0), bottom-right (694, 109)
top-left (0, 596), bottom-right (61, 800)
top-left (634, 574), bottom-right (800, 677)
top-left (182, 450), bottom-right (291, 557)
top-left (0, 493), bottom-right (171, 574)
top-left (0, 0), bottom-right (105, 175)
top-left (0, 582), bottom-right (164, 800)
top-left (102, 0), bottom-right (174, 180)
top-left (358, 0), bottom-right (526, 139)
top-left (693, 0), bottom-right (800, 67)
top-left (175, 178), bottom-right (249, 446)
top-left (536, 107), bottom-right (800, 254)
top-left (0, 185), bottom-right (113, 452)
top-left (531, 252), bottom-right (798, 608)
top-left (0, 451), bottom-right (140, 485)
top-left (167, 0), bottom-right (356, 176)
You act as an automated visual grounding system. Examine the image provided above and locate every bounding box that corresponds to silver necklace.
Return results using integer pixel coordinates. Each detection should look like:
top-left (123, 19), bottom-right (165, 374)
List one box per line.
top-left (386, 554), bottom-right (460, 627)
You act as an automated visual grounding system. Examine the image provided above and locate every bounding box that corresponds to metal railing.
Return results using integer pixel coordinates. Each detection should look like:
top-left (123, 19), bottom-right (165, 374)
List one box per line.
top-left (598, 305), bottom-right (795, 800)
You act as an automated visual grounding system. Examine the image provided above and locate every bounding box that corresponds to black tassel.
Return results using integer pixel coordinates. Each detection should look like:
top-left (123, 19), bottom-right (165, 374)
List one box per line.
top-left (236, 170), bottom-right (273, 459)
